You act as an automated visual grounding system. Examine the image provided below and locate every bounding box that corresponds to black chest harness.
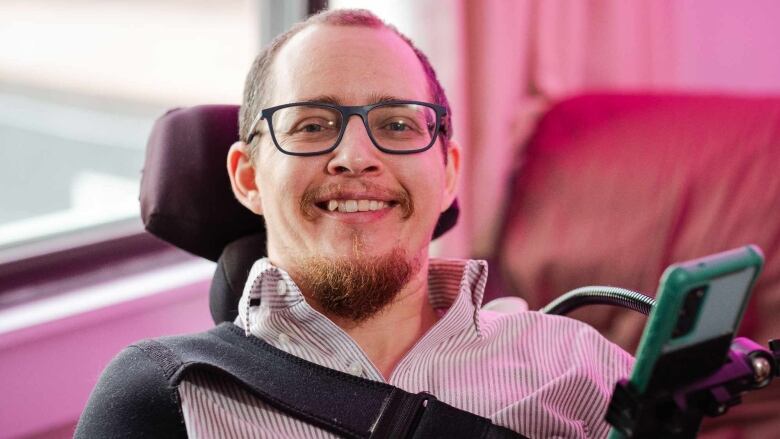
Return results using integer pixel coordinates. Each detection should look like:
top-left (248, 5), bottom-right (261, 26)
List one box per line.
top-left (138, 322), bottom-right (527, 439)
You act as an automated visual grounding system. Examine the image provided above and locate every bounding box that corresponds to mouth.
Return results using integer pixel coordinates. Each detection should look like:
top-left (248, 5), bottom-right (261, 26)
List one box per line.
top-left (314, 198), bottom-right (400, 213)
top-left (302, 183), bottom-right (413, 220)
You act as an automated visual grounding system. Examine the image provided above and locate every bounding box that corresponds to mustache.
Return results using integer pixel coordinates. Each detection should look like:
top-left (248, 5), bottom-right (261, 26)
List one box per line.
top-left (300, 181), bottom-right (414, 219)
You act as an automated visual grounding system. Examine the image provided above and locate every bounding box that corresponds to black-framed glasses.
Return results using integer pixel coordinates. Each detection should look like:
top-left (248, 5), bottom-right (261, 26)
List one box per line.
top-left (246, 100), bottom-right (447, 156)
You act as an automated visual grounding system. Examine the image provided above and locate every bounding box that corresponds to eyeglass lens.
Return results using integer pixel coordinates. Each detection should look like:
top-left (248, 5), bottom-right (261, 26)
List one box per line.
top-left (270, 104), bottom-right (436, 154)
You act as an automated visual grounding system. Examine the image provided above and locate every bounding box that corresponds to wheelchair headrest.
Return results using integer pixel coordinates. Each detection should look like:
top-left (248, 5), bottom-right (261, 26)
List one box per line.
top-left (141, 105), bottom-right (459, 262)
top-left (140, 105), bottom-right (265, 261)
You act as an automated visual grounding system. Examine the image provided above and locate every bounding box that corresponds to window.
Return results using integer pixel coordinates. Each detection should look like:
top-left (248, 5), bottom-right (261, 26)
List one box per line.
top-left (0, 0), bottom-right (258, 252)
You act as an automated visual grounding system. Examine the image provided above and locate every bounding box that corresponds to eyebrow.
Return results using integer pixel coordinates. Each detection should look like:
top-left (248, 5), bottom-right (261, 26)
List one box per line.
top-left (298, 93), bottom-right (406, 106)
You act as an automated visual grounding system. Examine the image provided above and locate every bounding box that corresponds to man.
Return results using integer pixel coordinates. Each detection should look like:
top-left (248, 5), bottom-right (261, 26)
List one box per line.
top-left (76, 9), bottom-right (632, 438)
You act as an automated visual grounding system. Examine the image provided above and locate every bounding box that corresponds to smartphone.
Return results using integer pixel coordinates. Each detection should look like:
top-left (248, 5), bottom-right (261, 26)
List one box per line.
top-left (608, 245), bottom-right (764, 438)
top-left (630, 245), bottom-right (763, 395)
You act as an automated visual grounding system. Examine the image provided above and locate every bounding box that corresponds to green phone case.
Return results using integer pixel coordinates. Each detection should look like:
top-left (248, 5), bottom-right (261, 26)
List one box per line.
top-left (629, 245), bottom-right (764, 395)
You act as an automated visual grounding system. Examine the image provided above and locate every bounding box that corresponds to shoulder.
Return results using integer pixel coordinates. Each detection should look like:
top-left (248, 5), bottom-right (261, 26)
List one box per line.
top-left (74, 343), bottom-right (188, 438)
top-left (482, 311), bottom-right (632, 438)
top-left (482, 309), bottom-right (634, 375)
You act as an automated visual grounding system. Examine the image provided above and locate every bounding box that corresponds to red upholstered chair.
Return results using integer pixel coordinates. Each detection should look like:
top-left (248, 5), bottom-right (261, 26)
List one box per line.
top-left (492, 93), bottom-right (780, 438)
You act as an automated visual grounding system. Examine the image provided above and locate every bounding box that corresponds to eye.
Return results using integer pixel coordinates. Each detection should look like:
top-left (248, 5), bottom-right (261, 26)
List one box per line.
top-left (380, 118), bottom-right (424, 134)
top-left (301, 123), bottom-right (324, 132)
top-left (368, 104), bottom-right (434, 138)
top-left (291, 118), bottom-right (337, 134)
top-left (387, 120), bottom-right (410, 132)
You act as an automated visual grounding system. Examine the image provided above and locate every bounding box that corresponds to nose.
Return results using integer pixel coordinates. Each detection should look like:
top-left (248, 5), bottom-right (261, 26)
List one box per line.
top-left (326, 115), bottom-right (383, 176)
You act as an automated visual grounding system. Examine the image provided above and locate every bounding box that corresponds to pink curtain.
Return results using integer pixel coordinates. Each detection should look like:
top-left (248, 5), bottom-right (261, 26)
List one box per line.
top-left (532, 1), bottom-right (678, 95)
top-left (436, 0), bottom-right (780, 258)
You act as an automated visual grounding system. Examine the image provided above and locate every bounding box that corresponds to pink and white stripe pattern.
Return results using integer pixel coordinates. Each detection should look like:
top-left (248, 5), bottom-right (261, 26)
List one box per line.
top-left (179, 258), bottom-right (633, 438)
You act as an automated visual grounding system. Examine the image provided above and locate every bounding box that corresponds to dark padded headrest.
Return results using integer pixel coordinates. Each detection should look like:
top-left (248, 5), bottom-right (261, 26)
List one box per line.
top-left (141, 105), bottom-right (265, 261)
top-left (141, 105), bottom-right (459, 263)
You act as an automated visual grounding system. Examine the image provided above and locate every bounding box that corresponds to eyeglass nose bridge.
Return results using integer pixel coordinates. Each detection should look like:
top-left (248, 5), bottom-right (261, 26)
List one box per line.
top-left (333, 105), bottom-right (379, 152)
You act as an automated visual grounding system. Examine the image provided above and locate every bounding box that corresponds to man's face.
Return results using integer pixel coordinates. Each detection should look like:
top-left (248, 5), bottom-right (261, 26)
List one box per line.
top-left (241, 24), bottom-right (458, 286)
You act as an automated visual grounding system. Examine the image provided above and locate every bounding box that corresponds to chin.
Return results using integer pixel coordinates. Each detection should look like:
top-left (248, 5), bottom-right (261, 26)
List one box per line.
top-left (328, 237), bottom-right (406, 260)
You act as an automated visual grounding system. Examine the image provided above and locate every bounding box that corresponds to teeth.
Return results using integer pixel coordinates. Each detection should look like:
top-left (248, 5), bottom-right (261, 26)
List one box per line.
top-left (323, 200), bottom-right (389, 213)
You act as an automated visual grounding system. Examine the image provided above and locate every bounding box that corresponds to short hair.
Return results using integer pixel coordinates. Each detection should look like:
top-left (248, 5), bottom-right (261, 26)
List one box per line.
top-left (238, 8), bottom-right (453, 158)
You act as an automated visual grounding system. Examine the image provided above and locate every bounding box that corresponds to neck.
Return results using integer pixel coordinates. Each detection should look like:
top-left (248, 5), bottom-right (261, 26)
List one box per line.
top-left (315, 260), bottom-right (438, 380)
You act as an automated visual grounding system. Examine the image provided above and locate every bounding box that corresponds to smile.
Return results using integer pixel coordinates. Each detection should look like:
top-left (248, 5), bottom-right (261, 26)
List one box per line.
top-left (316, 199), bottom-right (398, 213)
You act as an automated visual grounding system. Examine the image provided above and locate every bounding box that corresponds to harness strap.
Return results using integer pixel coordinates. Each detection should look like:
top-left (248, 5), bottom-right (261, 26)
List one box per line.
top-left (136, 322), bottom-right (526, 439)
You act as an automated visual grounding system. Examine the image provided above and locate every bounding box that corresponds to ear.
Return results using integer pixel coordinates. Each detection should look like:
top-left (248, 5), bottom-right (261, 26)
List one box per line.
top-left (441, 140), bottom-right (461, 212)
top-left (227, 141), bottom-right (263, 215)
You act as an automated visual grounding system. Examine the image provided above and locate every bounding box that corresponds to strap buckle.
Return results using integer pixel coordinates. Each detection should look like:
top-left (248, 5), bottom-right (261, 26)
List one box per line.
top-left (369, 390), bottom-right (436, 438)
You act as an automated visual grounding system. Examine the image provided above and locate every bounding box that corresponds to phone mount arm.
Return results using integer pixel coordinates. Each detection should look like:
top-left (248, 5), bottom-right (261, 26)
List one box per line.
top-left (540, 286), bottom-right (656, 316)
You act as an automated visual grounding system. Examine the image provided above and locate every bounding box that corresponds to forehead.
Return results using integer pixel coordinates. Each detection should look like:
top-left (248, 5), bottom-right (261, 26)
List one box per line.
top-left (270, 24), bottom-right (431, 105)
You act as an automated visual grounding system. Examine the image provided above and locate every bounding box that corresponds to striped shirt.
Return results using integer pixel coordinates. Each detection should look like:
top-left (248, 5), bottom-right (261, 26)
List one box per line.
top-left (178, 258), bottom-right (633, 438)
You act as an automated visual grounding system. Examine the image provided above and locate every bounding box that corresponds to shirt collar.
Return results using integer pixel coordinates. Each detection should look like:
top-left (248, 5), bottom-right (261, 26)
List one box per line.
top-left (237, 257), bottom-right (490, 337)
